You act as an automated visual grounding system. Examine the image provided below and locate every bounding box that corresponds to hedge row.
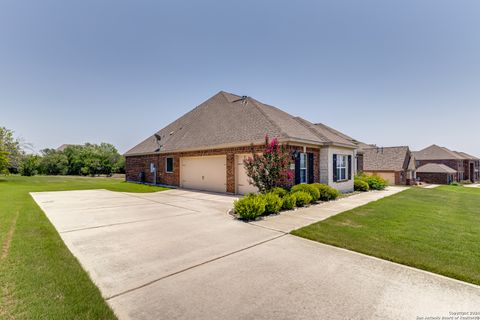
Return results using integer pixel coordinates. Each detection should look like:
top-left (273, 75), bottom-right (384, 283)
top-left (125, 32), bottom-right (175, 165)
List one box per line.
top-left (354, 174), bottom-right (387, 191)
top-left (233, 183), bottom-right (340, 221)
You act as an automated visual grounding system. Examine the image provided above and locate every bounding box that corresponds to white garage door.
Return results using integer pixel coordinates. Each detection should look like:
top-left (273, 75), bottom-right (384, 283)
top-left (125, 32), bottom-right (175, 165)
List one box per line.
top-left (180, 156), bottom-right (227, 193)
top-left (236, 154), bottom-right (258, 195)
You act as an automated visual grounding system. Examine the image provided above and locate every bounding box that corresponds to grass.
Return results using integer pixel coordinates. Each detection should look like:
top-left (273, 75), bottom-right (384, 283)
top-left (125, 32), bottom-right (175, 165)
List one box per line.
top-left (292, 186), bottom-right (480, 285)
top-left (0, 175), bottom-right (167, 319)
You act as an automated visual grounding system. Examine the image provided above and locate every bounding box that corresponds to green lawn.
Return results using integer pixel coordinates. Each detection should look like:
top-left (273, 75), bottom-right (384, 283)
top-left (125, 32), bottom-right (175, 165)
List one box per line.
top-left (292, 186), bottom-right (480, 285)
top-left (0, 175), bottom-right (167, 319)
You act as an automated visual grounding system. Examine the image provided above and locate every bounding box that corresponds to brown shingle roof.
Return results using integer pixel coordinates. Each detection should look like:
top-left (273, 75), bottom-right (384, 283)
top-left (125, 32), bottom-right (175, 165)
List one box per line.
top-left (125, 91), bottom-right (356, 156)
top-left (362, 146), bottom-right (411, 171)
top-left (417, 163), bottom-right (457, 174)
top-left (413, 144), bottom-right (464, 160)
top-left (454, 151), bottom-right (480, 160)
top-left (314, 123), bottom-right (375, 151)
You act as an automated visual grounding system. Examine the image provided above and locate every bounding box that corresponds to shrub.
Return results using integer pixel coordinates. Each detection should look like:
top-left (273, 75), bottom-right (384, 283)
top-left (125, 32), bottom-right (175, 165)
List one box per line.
top-left (262, 192), bottom-right (283, 214)
top-left (450, 181), bottom-right (461, 186)
top-left (292, 191), bottom-right (312, 207)
top-left (357, 175), bottom-right (387, 190)
top-left (281, 193), bottom-right (296, 210)
top-left (312, 183), bottom-right (340, 201)
top-left (234, 195), bottom-right (266, 220)
top-left (271, 187), bottom-right (288, 198)
top-left (354, 179), bottom-right (369, 192)
top-left (291, 184), bottom-right (320, 201)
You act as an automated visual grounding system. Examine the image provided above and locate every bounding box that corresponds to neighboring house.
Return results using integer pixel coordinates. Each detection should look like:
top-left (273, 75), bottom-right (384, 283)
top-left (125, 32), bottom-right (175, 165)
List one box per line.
top-left (56, 144), bottom-right (74, 152)
top-left (359, 146), bottom-right (416, 185)
top-left (413, 144), bottom-right (479, 183)
top-left (452, 151), bottom-right (480, 183)
top-left (416, 163), bottom-right (457, 184)
top-left (125, 91), bottom-right (357, 194)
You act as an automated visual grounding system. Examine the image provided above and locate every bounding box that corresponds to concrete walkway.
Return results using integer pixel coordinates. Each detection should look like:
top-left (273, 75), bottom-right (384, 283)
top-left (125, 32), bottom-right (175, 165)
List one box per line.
top-left (421, 184), bottom-right (440, 189)
top-left (30, 188), bottom-right (480, 319)
top-left (249, 186), bottom-right (408, 233)
top-left (464, 184), bottom-right (480, 188)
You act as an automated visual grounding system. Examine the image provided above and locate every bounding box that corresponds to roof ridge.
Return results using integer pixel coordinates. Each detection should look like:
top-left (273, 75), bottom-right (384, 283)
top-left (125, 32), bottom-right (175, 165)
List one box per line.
top-left (293, 117), bottom-right (329, 142)
top-left (247, 97), bottom-right (289, 139)
top-left (362, 145), bottom-right (409, 149)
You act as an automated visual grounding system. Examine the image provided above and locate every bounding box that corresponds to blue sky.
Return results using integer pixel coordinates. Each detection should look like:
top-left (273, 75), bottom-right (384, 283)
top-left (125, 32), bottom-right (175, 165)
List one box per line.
top-left (1, 0), bottom-right (479, 155)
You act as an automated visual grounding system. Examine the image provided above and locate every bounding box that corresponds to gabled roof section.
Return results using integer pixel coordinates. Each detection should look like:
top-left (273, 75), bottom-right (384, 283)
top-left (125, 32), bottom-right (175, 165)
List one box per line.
top-left (417, 163), bottom-right (457, 174)
top-left (413, 144), bottom-right (464, 161)
top-left (314, 123), bottom-right (374, 150)
top-left (125, 91), bottom-right (356, 155)
top-left (454, 151), bottom-right (480, 160)
top-left (362, 146), bottom-right (410, 171)
top-left (294, 119), bottom-right (356, 147)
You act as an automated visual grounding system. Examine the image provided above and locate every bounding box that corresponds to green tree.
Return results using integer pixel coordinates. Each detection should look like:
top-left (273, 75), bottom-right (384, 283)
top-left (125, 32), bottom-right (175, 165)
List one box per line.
top-left (63, 143), bottom-right (122, 176)
top-left (0, 150), bottom-right (9, 175)
top-left (38, 149), bottom-right (69, 175)
top-left (0, 127), bottom-right (22, 174)
top-left (19, 154), bottom-right (40, 176)
top-left (63, 145), bottom-right (84, 175)
top-left (114, 156), bottom-right (125, 174)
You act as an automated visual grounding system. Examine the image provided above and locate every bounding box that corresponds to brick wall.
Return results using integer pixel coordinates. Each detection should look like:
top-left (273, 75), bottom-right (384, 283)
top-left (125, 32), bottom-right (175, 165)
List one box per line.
top-left (126, 144), bottom-right (320, 193)
top-left (417, 159), bottom-right (463, 181)
top-left (417, 172), bottom-right (452, 184)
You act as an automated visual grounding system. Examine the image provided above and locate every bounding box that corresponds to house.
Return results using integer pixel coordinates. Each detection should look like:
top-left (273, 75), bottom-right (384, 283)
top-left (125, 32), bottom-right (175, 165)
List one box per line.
top-left (125, 91), bottom-right (357, 194)
top-left (56, 144), bottom-right (74, 152)
top-left (416, 163), bottom-right (457, 184)
top-left (358, 146), bottom-right (416, 185)
top-left (313, 123), bottom-right (375, 174)
top-left (413, 144), bottom-right (479, 183)
top-left (452, 151), bottom-right (480, 183)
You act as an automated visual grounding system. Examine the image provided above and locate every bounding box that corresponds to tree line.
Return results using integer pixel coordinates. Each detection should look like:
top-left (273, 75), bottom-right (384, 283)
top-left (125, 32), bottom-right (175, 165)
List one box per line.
top-left (0, 126), bottom-right (125, 177)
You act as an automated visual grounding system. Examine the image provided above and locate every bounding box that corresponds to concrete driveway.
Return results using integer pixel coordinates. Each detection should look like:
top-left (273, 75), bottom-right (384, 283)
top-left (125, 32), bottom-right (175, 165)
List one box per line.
top-left (31, 189), bottom-right (480, 320)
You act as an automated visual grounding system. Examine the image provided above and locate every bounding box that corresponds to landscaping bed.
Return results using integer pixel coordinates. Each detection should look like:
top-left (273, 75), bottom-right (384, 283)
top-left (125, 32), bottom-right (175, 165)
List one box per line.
top-left (232, 175), bottom-right (387, 221)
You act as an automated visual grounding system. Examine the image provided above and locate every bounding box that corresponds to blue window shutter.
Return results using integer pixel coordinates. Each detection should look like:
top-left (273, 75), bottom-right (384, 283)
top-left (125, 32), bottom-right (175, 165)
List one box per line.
top-left (348, 155), bottom-right (352, 180)
top-left (294, 155), bottom-right (301, 184)
top-left (333, 154), bottom-right (338, 182)
top-left (308, 153), bottom-right (314, 183)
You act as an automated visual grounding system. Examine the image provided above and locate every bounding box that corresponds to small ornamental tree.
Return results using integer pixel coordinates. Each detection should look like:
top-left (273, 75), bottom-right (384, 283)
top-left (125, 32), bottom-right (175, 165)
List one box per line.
top-left (244, 135), bottom-right (294, 193)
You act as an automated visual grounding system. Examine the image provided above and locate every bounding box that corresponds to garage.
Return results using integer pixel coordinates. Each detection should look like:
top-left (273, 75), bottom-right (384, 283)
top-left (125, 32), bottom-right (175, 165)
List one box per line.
top-left (180, 155), bottom-right (227, 193)
top-left (364, 171), bottom-right (395, 185)
top-left (236, 154), bottom-right (258, 195)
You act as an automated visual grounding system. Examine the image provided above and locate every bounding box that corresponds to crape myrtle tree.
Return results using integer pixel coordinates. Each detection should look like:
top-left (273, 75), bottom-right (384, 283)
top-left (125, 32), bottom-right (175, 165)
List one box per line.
top-left (243, 135), bottom-right (294, 193)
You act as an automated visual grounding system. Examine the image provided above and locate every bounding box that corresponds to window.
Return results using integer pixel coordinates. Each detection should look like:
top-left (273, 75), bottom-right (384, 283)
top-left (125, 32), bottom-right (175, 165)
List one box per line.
top-left (336, 155), bottom-right (348, 181)
top-left (300, 153), bottom-right (307, 183)
top-left (165, 157), bottom-right (174, 173)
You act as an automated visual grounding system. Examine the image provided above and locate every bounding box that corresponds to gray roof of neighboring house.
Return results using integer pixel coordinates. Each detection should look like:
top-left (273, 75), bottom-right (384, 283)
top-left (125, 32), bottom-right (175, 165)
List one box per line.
top-left (416, 163), bottom-right (457, 174)
top-left (56, 144), bottom-right (73, 152)
top-left (125, 91), bottom-right (356, 156)
top-left (362, 146), bottom-right (411, 171)
top-left (413, 144), bottom-right (465, 160)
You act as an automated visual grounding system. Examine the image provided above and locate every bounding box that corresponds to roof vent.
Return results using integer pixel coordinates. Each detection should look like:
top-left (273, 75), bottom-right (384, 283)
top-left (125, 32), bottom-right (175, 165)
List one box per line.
top-left (154, 134), bottom-right (162, 152)
top-left (233, 95), bottom-right (249, 105)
